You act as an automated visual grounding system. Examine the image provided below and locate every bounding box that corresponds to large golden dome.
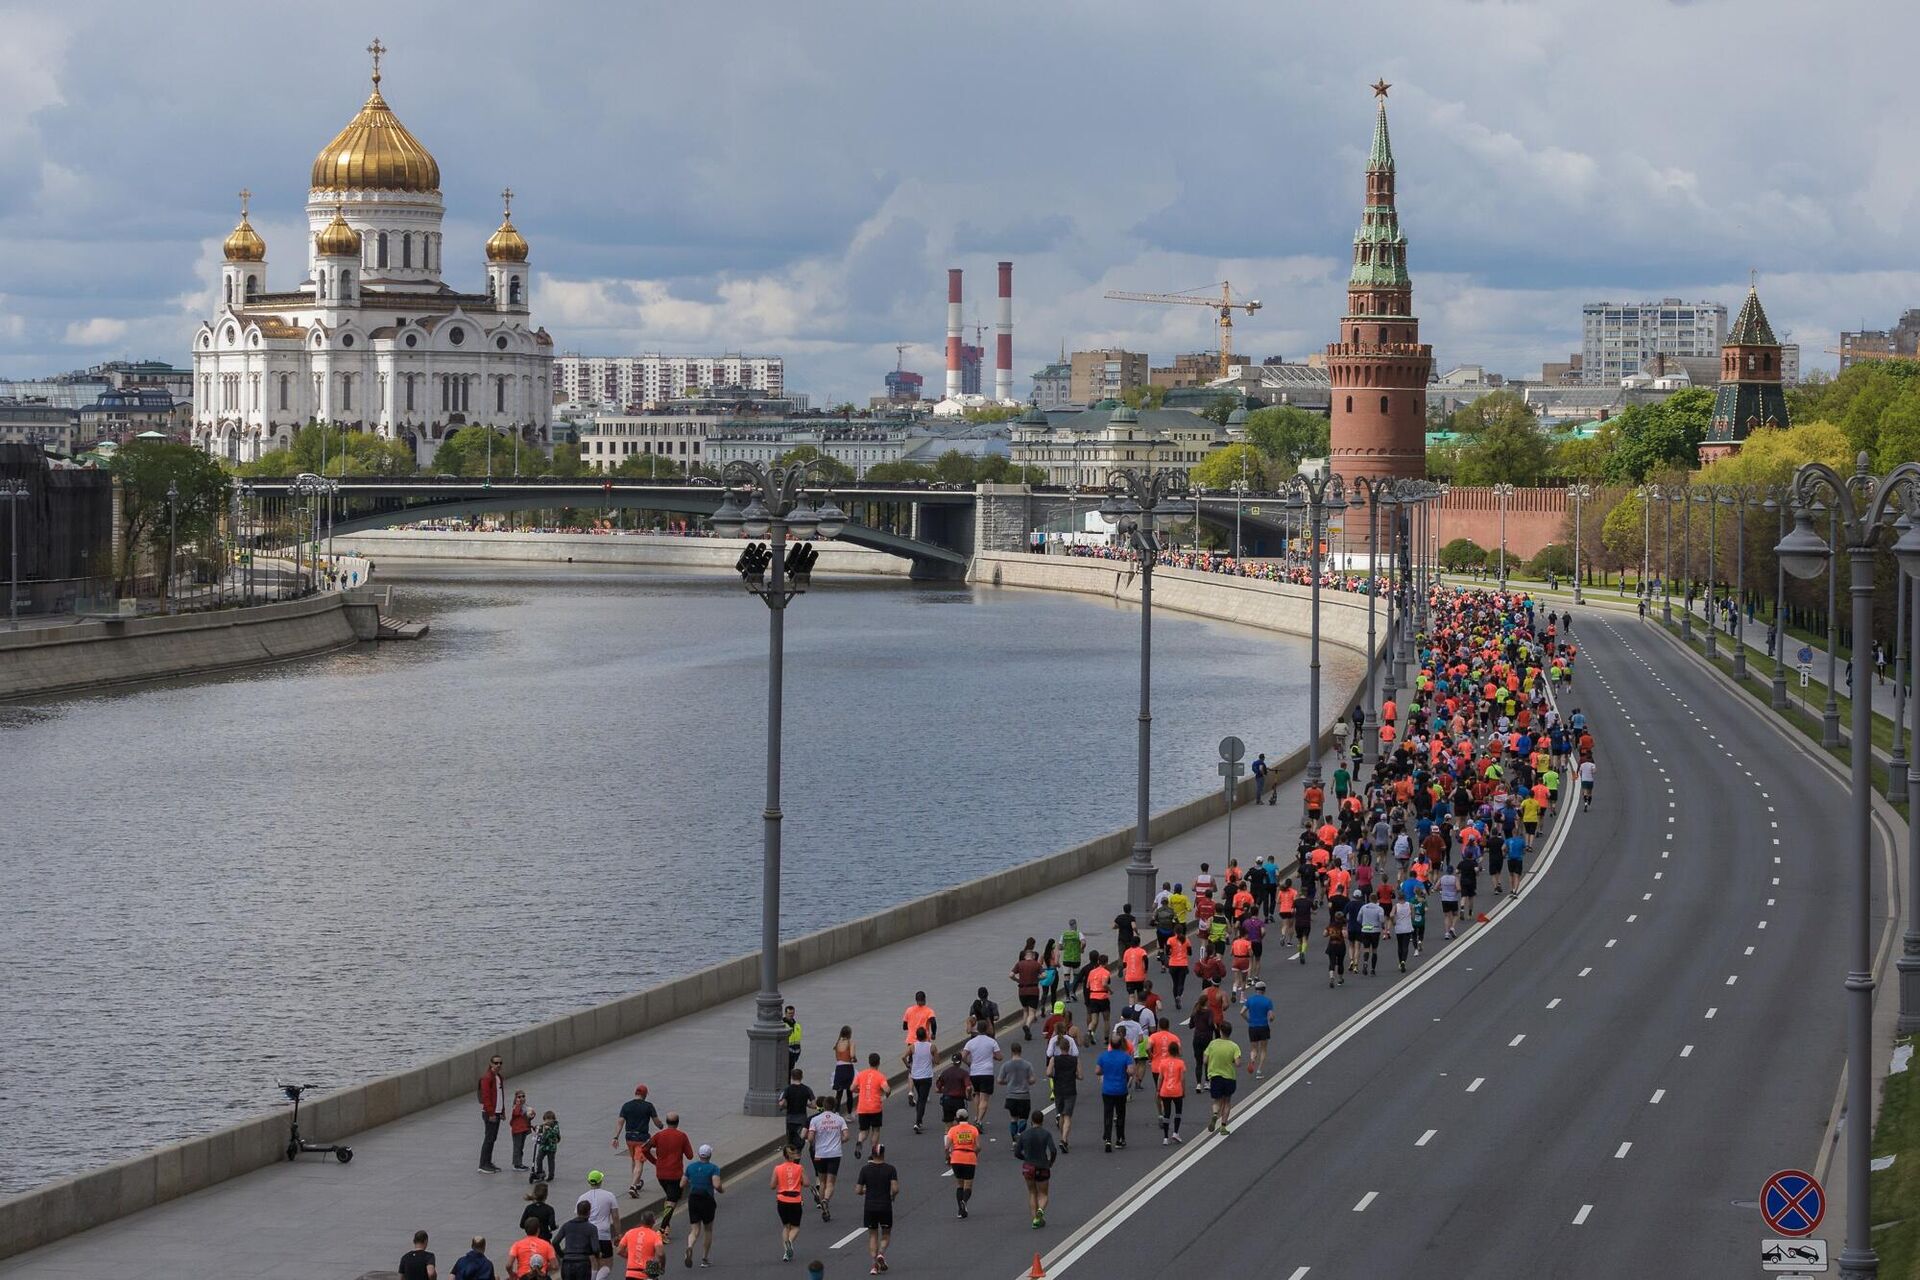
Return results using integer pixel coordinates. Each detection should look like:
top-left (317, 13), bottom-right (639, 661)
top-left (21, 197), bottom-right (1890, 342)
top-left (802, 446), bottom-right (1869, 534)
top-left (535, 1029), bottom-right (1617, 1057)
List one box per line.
top-left (309, 47), bottom-right (440, 194)
top-left (314, 206), bottom-right (363, 257)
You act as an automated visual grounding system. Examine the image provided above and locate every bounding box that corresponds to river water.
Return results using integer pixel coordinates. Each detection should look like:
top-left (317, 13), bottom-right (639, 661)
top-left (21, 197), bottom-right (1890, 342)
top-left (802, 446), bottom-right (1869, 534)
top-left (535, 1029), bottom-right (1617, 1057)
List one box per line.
top-left (1, 561), bottom-right (1359, 1195)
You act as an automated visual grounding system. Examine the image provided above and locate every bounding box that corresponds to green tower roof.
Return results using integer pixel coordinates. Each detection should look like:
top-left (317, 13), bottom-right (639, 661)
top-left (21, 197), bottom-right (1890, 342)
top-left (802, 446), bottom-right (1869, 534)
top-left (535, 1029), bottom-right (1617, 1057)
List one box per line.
top-left (1729, 286), bottom-right (1778, 346)
top-left (1369, 99), bottom-right (1394, 171)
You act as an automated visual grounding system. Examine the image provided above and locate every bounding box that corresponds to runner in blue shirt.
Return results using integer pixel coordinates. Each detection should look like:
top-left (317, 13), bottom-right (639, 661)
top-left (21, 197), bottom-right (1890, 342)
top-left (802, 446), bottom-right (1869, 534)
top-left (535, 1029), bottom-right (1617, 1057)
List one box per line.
top-left (680, 1144), bottom-right (724, 1268)
top-left (1095, 1035), bottom-right (1134, 1152)
top-left (1242, 983), bottom-right (1275, 1078)
top-left (1503, 832), bottom-right (1527, 896)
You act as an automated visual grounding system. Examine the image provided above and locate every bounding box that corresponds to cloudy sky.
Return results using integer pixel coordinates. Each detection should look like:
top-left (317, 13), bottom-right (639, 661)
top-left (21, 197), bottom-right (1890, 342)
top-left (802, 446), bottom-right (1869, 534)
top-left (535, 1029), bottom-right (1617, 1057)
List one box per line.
top-left (2, 1), bottom-right (1916, 402)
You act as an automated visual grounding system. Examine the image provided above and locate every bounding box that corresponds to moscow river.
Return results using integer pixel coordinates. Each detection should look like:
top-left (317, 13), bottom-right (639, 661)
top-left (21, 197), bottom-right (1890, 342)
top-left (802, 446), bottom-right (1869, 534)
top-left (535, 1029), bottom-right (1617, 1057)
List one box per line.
top-left (1, 562), bottom-right (1361, 1194)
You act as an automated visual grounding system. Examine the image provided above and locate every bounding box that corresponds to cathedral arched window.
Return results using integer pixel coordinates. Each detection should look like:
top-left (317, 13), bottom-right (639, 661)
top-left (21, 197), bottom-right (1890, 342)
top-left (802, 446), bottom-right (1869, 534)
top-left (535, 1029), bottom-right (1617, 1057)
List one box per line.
top-left (402, 234), bottom-right (412, 269)
top-left (496, 378), bottom-right (506, 412)
top-left (278, 375), bottom-right (290, 411)
top-left (1379, 395), bottom-right (1389, 415)
top-left (509, 277), bottom-right (521, 305)
top-left (377, 233), bottom-right (389, 268)
top-left (341, 269), bottom-right (353, 297)
top-left (246, 274), bottom-right (258, 301)
top-left (318, 275), bottom-right (327, 300)
top-left (224, 279), bottom-right (233, 305)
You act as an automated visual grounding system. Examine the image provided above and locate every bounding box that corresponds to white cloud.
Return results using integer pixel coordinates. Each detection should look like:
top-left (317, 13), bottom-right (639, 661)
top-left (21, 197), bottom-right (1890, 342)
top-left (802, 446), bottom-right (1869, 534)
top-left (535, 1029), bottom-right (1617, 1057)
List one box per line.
top-left (63, 317), bottom-right (128, 346)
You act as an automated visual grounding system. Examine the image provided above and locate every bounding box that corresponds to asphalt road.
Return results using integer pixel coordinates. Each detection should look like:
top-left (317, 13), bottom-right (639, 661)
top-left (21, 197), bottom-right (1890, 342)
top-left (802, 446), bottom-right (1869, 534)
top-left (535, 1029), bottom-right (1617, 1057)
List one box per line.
top-left (684, 613), bottom-right (1888, 1279)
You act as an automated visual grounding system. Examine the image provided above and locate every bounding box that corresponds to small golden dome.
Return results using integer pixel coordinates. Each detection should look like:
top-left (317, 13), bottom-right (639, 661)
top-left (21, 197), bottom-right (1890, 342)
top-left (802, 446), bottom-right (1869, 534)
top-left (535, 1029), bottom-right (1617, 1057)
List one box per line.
top-left (224, 217), bottom-right (266, 262)
top-left (314, 206), bottom-right (362, 257)
top-left (224, 189), bottom-right (266, 261)
top-left (309, 45), bottom-right (440, 195)
top-left (485, 189), bottom-right (528, 262)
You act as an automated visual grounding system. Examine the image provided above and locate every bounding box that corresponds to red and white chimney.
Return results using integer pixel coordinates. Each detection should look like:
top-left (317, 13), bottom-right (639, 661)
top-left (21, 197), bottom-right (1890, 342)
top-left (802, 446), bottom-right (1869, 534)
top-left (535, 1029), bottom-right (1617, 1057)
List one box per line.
top-left (945, 268), bottom-right (964, 401)
top-left (995, 261), bottom-right (1013, 403)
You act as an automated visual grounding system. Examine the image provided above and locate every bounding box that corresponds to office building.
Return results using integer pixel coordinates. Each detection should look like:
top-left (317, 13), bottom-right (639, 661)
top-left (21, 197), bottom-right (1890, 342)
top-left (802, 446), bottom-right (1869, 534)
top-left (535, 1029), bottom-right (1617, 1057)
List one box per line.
top-left (1580, 299), bottom-right (1726, 385)
top-left (1068, 349), bottom-right (1149, 404)
top-left (1029, 359), bottom-right (1072, 409)
top-left (1837, 311), bottom-right (1920, 369)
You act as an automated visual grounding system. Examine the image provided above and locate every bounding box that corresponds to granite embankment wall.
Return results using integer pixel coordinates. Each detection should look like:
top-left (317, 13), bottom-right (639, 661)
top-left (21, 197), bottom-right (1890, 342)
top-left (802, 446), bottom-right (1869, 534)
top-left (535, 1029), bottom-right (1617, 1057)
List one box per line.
top-left (0, 592), bottom-right (378, 701)
top-left (331, 529), bottom-right (912, 576)
top-left (0, 550), bottom-right (1373, 1258)
top-left (971, 550), bottom-right (1381, 655)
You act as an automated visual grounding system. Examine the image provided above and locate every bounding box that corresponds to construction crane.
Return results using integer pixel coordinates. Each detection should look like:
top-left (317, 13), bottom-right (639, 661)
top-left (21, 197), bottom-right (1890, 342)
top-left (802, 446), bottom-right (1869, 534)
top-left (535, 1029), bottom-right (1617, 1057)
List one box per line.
top-left (1104, 282), bottom-right (1262, 379)
top-left (895, 343), bottom-right (909, 371)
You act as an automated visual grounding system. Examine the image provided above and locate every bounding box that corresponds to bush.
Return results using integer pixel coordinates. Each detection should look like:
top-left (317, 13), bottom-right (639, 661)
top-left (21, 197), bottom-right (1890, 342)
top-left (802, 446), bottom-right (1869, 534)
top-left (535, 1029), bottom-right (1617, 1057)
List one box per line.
top-left (1530, 542), bottom-right (1575, 577)
top-left (1439, 537), bottom-right (1488, 570)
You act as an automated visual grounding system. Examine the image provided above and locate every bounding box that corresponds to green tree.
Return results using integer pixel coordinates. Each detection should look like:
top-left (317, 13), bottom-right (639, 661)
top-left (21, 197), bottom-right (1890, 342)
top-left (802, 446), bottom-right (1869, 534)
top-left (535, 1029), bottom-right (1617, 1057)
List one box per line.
top-left (863, 460), bottom-right (935, 483)
top-left (1119, 385), bottom-right (1169, 410)
top-left (1198, 394), bottom-right (1239, 425)
top-left (238, 422), bottom-right (417, 478)
top-left (109, 440), bottom-right (231, 595)
top-left (1242, 405), bottom-right (1329, 469)
top-left (428, 426), bottom-right (522, 478)
top-left (1451, 405), bottom-right (1551, 485)
top-left (1875, 393), bottom-right (1920, 472)
top-left (961, 404), bottom-right (1022, 423)
top-left (1550, 432), bottom-right (1611, 481)
top-left (1529, 543), bottom-right (1574, 577)
top-left (1601, 491), bottom-right (1648, 576)
top-left (613, 451), bottom-right (686, 480)
top-left (1441, 389), bottom-right (1531, 435)
top-left (1601, 388), bottom-right (1713, 483)
top-left (543, 441), bottom-right (590, 479)
top-left (1188, 442), bottom-right (1269, 491)
top-left (775, 445), bottom-right (854, 483)
top-left (1439, 537), bottom-right (1487, 570)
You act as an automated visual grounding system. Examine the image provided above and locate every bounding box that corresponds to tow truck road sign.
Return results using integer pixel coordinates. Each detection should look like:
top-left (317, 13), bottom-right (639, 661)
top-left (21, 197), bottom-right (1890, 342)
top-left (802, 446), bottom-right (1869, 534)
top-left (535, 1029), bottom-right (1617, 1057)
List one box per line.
top-left (1760, 1170), bottom-right (1825, 1237)
top-left (1760, 1236), bottom-right (1826, 1272)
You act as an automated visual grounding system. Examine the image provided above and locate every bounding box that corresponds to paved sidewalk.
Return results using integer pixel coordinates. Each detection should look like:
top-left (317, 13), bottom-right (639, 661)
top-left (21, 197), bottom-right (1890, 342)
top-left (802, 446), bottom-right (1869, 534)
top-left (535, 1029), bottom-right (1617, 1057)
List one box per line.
top-left (0, 757), bottom-right (1332, 1279)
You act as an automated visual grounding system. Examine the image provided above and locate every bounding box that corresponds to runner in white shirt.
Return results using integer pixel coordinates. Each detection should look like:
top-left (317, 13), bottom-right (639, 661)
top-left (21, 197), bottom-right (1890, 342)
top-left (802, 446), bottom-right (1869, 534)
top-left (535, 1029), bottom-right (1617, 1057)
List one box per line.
top-left (1579, 758), bottom-right (1597, 811)
top-left (806, 1105), bottom-right (849, 1222)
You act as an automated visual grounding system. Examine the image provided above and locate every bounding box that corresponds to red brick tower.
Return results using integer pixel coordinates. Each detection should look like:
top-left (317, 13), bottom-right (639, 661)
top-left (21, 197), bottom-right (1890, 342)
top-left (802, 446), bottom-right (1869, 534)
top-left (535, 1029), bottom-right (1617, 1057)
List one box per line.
top-left (1327, 82), bottom-right (1432, 480)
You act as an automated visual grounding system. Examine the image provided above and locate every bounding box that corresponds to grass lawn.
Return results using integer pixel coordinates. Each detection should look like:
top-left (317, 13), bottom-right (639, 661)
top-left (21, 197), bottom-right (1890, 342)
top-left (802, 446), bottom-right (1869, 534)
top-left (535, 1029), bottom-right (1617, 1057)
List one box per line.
top-left (1873, 1036), bottom-right (1920, 1276)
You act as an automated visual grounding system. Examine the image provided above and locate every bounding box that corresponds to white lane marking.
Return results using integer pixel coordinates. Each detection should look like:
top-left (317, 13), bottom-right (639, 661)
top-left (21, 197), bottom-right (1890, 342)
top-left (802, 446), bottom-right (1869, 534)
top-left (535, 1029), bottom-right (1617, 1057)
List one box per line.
top-left (1615, 1142), bottom-right (1632, 1159)
top-left (1654, 872), bottom-right (1663, 880)
top-left (1509, 1034), bottom-right (1527, 1047)
top-left (1416, 1129), bottom-right (1437, 1147)
top-left (1353, 1191), bottom-right (1378, 1212)
top-left (1768, 898), bottom-right (1776, 906)
top-left (1681, 1044), bottom-right (1694, 1057)
top-left (1759, 921), bottom-right (1768, 929)
top-left (1573, 1204), bottom-right (1594, 1225)
top-left (1643, 893), bottom-right (1653, 901)
top-left (1745, 946), bottom-right (1756, 956)
top-left (1650, 1088), bottom-right (1665, 1104)
top-left (1662, 851), bottom-right (1670, 858)
top-left (1774, 856), bottom-right (1781, 864)
top-left (1727, 975), bottom-right (1738, 986)
top-left (1547, 998), bottom-right (1562, 1009)
top-left (1627, 915), bottom-right (1638, 923)
top-left (1705, 1008), bottom-right (1718, 1019)
top-left (832, 1227), bottom-right (867, 1249)
top-left (1606, 939), bottom-right (1618, 948)
top-left (1579, 967), bottom-right (1592, 977)
top-left (1467, 1077), bottom-right (1485, 1092)
top-left (1287, 1269), bottom-right (1311, 1280)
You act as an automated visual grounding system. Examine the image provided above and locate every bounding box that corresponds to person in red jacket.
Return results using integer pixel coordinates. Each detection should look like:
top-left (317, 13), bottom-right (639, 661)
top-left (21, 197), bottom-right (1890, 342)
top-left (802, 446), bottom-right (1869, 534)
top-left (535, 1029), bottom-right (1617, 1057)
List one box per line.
top-left (477, 1055), bottom-right (506, 1173)
top-left (642, 1113), bottom-right (697, 1238)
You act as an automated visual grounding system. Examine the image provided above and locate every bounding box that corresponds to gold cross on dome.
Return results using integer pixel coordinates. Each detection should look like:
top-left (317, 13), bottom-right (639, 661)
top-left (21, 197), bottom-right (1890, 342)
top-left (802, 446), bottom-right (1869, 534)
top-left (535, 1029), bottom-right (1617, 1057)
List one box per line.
top-left (238, 188), bottom-right (251, 217)
top-left (368, 38), bottom-right (386, 85)
top-left (1371, 79), bottom-right (1391, 99)
top-left (501, 187), bottom-right (514, 217)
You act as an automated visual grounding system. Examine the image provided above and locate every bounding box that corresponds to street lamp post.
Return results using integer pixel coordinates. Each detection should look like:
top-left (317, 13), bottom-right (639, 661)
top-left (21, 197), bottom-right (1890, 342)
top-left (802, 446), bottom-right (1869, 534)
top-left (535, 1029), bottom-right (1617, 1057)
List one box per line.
top-left (1891, 520), bottom-right (1910, 800)
top-left (1285, 469), bottom-right (1348, 794)
top-left (1769, 489), bottom-right (1790, 710)
top-left (1777, 453), bottom-right (1920, 1280)
top-left (1695, 486), bottom-right (1722, 661)
top-left (1569, 483), bottom-right (1593, 603)
top-left (1900, 503), bottom-right (1920, 1039)
top-left (1350, 477), bottom-right (1398, 729)
top-left (0, 478), bottom-right (27, 629)
top-left (165, 480), bottom-right (179, 615)
top-left (1681, 486), bottom-right (1694, 641)
top-left (708, 460), bottom-right (849, 1115)
top-left (1825, 504), bottom-right (1842, 747)
top-left (1725, 485), bottom-right (1756, 680)
top-left (1492, 482), bottom-right (1515, 586)
top-left (1657, 484), bottom-right (1674, 625)
top-left (1380, 490), bottom-right (1401, 708)
top-left (1099, 465), bottom-right (1191, 916)
top-left (1636, 485), bottom-right (1653, 598)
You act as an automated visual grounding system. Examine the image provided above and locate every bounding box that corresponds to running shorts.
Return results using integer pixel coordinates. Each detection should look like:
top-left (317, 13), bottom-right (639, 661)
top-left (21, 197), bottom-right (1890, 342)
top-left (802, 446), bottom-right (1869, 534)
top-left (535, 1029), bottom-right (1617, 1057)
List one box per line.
top-left (1006, 1098), bottom-right (1032, 1120)
top-left (1249, 1027), bottom-right (1270, 1042)
top-left (1210, 1076), bottom-right (1237, 1099)
top-left (659, 1178), bottom-right (683, 1203)
top-left (777, 1202), bottom-right (803, 1228)
top-left (687, 1192), bottom-right (716, 1225)
top-left (970, 1075), bottom-right (995, 1096)
top-left (813, 1156), bottom-right (841, 1176)
top-left (948, 1161), bottom-right (975, 1179)
top-left (857, 1112), bottom-right (883, 1131)
top-left (864, 1209), bottom-right (893, 1230)
top-left (1022, 1164), bottom-right (1051, 1183)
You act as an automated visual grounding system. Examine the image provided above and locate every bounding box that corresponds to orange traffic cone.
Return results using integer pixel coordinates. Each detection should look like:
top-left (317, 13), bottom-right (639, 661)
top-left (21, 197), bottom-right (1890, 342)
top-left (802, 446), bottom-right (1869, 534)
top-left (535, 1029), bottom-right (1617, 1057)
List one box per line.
top-left (1031, 1253), bottom-right (1046, 1278)
top-left (1475, 912), bottom-right (1490, 924)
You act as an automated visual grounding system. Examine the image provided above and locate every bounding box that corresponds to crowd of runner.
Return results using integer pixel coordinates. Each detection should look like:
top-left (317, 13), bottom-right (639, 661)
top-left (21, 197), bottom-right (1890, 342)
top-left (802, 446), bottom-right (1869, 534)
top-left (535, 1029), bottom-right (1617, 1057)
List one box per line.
top-left (407, 581), bottom-right (1596, 1280)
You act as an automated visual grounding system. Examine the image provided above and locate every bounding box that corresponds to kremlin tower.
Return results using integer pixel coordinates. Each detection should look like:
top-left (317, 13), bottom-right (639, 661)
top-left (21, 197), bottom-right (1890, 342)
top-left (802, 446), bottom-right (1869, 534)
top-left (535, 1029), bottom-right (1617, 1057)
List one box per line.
top-left (1327, 81), bottom-right (1433, 481)
top-left (1699, 283), bottom-right (1789, 463)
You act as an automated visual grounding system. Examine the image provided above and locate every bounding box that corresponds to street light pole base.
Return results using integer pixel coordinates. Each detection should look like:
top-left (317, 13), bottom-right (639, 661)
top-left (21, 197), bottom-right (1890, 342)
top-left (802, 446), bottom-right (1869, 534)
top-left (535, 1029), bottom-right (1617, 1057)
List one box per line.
top-left (1898, 953), bottom-right (1920, 1037)
top-left (1770, 675), bottom-right (1788, 710)
top-left (1126, 856), bottom-right (1157, 926)
top-left (742, 1016), bottom-right (789, 1117)
top-left (1823, 712), bottom-right (1842, 749)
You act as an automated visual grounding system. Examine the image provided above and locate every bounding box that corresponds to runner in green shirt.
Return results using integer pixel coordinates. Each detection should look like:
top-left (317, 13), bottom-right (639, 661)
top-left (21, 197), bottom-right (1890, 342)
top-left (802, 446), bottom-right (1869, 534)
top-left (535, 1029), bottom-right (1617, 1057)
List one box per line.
top-left (1202, 1025), bottom-right (1244, 1135)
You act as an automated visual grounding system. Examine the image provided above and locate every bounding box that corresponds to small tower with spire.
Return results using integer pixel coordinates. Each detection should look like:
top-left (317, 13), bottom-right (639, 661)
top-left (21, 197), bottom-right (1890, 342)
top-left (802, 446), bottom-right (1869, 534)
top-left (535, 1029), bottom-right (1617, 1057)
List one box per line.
top-left (1327, 80), bottom-right (1433, 482)
top-left (1700, 279), bottom-right (1789, 463)
top-left (221, 189), bottom-right (267, 310)
top-left (484, 187), bottom-right (530, 312)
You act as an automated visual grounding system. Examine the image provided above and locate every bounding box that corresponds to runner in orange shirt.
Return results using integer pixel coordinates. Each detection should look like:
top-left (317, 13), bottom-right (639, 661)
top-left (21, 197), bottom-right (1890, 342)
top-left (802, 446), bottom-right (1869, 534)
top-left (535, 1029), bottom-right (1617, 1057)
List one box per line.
top-left (616, 1211), bottom-right (664, 1280)
top-left (902, 993), bottom-right (937, 1053)
top-left (1121, 942), bottom-right (1149, 999)
top-left (1155, 1041), bottom-right (1188, 1143)
top-left (851, 1053), bottom-right (890, 1160)
top-left (944, 1109), bottom-right (981, 1218)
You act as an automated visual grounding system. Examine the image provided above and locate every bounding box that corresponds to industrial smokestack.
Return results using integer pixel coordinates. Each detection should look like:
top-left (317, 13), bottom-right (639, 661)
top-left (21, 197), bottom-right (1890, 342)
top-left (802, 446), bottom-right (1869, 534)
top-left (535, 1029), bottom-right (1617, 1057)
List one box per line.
top-left (995, 261), bottom-right (1013, 403)
top-left (946, 268), bottom-right (964, 401)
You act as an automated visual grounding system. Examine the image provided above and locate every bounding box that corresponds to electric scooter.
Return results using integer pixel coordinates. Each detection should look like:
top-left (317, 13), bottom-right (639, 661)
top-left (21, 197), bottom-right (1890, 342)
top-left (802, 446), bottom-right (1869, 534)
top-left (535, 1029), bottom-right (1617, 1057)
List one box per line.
top-left (280, 1083), bottom-right (353, 1163)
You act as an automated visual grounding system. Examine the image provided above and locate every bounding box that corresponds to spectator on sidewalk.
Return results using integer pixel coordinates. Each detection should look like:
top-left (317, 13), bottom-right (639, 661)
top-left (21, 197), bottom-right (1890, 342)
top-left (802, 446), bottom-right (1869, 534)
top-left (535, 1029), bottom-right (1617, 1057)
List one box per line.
top-left (478, 1056), bottom-right (507, 1173)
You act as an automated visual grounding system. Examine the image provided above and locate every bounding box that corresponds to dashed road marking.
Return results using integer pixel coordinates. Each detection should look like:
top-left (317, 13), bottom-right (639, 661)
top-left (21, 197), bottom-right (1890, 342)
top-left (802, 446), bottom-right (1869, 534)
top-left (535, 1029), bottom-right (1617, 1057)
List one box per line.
top-left (1573, 1204), bottom-right (1594, 1225)
top-left (1649, 1088), bottom-right (1665, 1104)
top-left (1509, 1034), bottom-right (1527, 1047)
top-left (1467, 1077), bottom-right (1484, 1092)
top-left (1353, 1191), bottom-right (1378, 1212)
top-left (1681, 1044), bottom-right (1694, 1057)
top-left (1615, 1142), bottom-right (1632, 1159)
top-left (1579, 967), bottom-right (1592, 977)
top-left (1416, 1129), bottom-right (1436, 1147)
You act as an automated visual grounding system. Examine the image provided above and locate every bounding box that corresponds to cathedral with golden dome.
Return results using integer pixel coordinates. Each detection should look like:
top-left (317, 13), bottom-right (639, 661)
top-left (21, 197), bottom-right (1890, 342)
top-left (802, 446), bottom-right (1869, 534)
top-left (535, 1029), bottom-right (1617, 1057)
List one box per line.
top-left (192, 40), bottom-right (552, 464)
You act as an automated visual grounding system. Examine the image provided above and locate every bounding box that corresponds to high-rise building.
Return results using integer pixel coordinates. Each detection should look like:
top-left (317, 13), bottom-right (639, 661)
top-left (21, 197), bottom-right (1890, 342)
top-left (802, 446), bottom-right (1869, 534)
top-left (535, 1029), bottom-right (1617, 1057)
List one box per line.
top-left (1700, 285), bottom-right (1789, 463)
top-left (554, 354), bottom-right (784, 410)
top-left (959, 343), bottom-right (985, 396)
top-left (1030, 359), bottom-right (1072, 409)
top-left (1580, 299), bottom-right (1727, 385)
top-left (1068, 349), bottom-right (1149, 404)
top-left (1326, 82), bottom-right (1431, 481)
top-left (882, 368), bottom-right (924, 403)
top-left (1149, 352), bottom-right (1219, 390)
top-left (1837, 310), bottom-right (1920, 370)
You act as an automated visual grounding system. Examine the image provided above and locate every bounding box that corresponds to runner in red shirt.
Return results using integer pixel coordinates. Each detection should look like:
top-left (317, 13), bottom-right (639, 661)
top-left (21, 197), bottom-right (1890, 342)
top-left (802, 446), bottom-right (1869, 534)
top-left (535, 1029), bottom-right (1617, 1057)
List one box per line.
top-left (642, 1115), bottom-right (697, 1238)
